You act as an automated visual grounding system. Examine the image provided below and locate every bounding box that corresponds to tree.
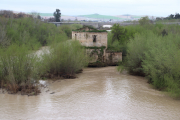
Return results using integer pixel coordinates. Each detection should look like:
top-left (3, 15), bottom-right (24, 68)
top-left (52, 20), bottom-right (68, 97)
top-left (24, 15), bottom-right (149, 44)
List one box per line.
top-left (53, 9), bottom-right (61, 22)
top-left (138, 16), bottom-right (151, 26)
top-left (175, 13), bottom-right (180, 19)
top-left (30, 12), bottom-right (41, 19)
top-left (156, 17), bottom-right (162, 21)
top-left (111, 24), bottom-right (127, 44)
top-left (169, 14), bottom-right (174, 19)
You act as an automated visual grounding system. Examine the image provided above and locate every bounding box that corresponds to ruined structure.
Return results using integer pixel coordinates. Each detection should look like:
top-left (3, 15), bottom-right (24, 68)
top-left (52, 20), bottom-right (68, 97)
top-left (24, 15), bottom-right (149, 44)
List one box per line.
top-left (72, 26), bottom-right (122, 66)
top-left (72, 26), bottom-right (108, 48)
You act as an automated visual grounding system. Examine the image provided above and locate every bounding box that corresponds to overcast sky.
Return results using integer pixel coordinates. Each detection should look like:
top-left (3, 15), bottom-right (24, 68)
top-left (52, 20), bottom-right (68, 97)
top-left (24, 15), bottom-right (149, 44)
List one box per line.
top-left (1, 0), bottom-right (180, 17)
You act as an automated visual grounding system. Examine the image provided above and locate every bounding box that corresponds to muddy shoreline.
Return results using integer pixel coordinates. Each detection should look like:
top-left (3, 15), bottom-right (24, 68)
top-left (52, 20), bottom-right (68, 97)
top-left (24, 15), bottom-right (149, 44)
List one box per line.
top-left (1, 67), bottom-right (180, 120)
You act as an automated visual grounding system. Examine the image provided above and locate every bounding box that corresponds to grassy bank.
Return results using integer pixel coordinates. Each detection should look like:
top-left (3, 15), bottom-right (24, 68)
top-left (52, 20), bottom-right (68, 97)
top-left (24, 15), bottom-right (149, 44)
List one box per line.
top-left (0, 45), bottom-right (40, 95)
top-left (0, 15), bottom-right (86, 95)
top-left (119, 19), bottom-right (180, 98)
top-left (39, 40), bottom-right (89, 79)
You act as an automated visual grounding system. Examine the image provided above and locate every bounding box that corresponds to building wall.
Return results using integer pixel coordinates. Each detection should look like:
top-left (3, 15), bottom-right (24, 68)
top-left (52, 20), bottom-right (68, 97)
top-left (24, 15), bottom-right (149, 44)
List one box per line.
top-left (72, 30), bottom-right (122, 65)
top-left (72, 31), bottom-right (108, 48)
top-left (105, 52), bottom-right (122, 65)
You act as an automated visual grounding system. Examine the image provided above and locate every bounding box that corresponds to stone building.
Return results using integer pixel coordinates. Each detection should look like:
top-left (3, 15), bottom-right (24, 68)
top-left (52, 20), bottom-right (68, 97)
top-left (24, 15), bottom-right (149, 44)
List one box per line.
top-left (72, 26), bottom-right (122, 65)
top-left (72, 26), bottom-right (108, 48)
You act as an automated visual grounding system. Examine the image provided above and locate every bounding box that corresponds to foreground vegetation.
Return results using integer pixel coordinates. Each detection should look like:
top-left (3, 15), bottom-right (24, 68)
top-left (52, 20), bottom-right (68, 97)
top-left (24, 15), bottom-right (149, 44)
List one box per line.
top-left (0, 13), bottom-right (87, 95)
top-left (0, 45), bottom-right (40, 95)
top-left (40, 41), bottom-right (89, 79)
top-left (116, 17), bottom-right (180, 98)
top-left (1, 10), bottom-right (180, 98)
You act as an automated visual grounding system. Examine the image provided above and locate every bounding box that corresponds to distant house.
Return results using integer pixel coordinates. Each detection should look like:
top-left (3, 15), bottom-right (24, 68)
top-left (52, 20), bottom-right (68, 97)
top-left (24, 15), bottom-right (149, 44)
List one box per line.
top-left (102, 25), bottom-right (112, 28)
top-left (72, 25), bottom-right (108, 48)
top-left (72, 25), bottom-right (122, 66)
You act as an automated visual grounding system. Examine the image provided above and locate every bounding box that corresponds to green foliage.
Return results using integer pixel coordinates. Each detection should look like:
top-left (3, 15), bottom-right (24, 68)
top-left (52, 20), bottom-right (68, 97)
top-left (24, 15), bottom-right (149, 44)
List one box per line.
top-left (71, 24), bottom-right (83, 30)
top-left (158, 13), bottom-right (180, 21)
top-left (0, 16), bottom-right (89, 93)
top-left (58, 25), bottom-right (72, 38)
top-left (125, 31), bottom-right (152, 76)
top-left (40, 41), bottom-right (89, 77)
top-left (124, 26), bottom-right (180, 97)
top-left (59, 24), bottom-right (83, 38)
top-left (0, 17), bottom-right (71, 48)
top-left (72, 25), bottom-right (106, 32)
top-left (107, 24), bottom-right (135, 53)
top-left (142, 34), bottom-right (180, 97)
top-left (53, 9), bottom-right (61, 22)
top-left (0, 18), bottom-right (46, 47)
top-left (138, 16), bottom-right (152, 26)
top-left (84, 46), bottom-right (106, 63)
top-left (111, 24), bottom-right (128, 44)
top-left (0, 44), bottom-right (39, 89)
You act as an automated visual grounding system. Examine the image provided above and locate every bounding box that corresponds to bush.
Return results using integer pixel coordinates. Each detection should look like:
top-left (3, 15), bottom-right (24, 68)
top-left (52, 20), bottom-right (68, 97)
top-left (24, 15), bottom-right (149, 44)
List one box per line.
top-left (125, 29), bottom-right (180, 97)
top-left (142, 34), bottom-right (180, 97)
top-left (58, 25), bottom-right (72, 38)
top-left (58, 24), bottom-right (82, 38)
top-left (107, 32), bottom-right (121, 52)
top-left (125, 31), bottom-right (154, 76)
top-left (0, 17), bottom-right (68, 48)
top-left (138, 16), bottom-right (152, 26)
top-left (40, 40), bottom-right (89, 78)
top-left (0, 45), bottom-right (40, 94)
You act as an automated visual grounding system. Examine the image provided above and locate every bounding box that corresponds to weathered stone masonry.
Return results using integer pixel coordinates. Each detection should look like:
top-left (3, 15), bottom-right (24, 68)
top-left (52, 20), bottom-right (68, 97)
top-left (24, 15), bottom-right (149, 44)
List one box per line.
top-left (72, 26), bottom-right (122, 64)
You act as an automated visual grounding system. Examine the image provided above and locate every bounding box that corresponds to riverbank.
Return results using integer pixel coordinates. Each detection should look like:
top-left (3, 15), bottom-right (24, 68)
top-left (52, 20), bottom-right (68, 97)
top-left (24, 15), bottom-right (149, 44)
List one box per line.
top-left (1, 67), bottom-right (180, 119)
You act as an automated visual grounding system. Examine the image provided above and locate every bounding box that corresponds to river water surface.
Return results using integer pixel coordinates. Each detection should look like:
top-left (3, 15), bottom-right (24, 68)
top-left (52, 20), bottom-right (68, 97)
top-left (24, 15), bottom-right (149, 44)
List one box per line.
top-left (0, 67), bottom-right (180, 120)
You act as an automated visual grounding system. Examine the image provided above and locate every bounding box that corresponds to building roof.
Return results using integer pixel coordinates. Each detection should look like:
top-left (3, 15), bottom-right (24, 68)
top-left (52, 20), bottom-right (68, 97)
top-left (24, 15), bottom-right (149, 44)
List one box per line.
top-left (72, 25), bottom-right (107, 32)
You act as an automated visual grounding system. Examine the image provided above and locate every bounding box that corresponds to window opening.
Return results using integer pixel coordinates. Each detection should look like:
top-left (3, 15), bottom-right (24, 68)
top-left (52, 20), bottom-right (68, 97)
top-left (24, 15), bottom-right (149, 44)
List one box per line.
top-left (75, 34), bottom-right (77, 40)
top-left (93, 35), bottom-right (97, 42)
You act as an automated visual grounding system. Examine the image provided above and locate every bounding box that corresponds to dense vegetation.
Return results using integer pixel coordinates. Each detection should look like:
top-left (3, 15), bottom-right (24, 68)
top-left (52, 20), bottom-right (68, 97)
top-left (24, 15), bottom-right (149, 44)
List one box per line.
top-left (0, 16), bottom-right (67, 48)
top-left (118, 17), bottom-right (180, 98)
top-left (0, 14), bottom-right (87, 95)
top-left (0, 44), bottom-right (40, 94)
top-left (40, 41), bottom-right (88, 79)
top-left (1, 11), bottom-right (180, 98)
top-left (156, 13), bottom-right (180, 21)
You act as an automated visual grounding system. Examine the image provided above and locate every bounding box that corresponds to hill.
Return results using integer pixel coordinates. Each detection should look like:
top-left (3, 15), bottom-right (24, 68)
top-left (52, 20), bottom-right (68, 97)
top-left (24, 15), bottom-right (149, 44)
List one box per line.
top-left (78, 14), bottom-right (124, 20)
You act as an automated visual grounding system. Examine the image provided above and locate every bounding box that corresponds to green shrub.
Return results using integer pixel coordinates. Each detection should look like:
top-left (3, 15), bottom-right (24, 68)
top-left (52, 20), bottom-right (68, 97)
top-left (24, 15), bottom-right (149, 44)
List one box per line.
top-left (142, 34), bottom-right (180, 97)
top-left (58, 25), bottom-right (72, 38)
top-left (58, 24), bottom-right (83, 38)
top-left (0, 17), bottom-right (67, 48)
top-left (138, 16), bottom-right (152, 26)
top-left (125, 31), bottom-right (153, 75)
top-left (71, 24), bottom-right (83, 30)
top-left (0, 44), bottom-right (39, 93)
top-left (40, 40), bottom-right (89, 78)
top-left (125, 29), bottom-right (180, 97)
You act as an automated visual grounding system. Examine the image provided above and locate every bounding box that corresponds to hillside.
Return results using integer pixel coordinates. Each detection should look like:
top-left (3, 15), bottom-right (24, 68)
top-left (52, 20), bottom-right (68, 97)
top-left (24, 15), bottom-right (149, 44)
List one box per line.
top-left (79, 14), bottom-right (123, 20)
top-left (38, 13), bottom-right (144, 21)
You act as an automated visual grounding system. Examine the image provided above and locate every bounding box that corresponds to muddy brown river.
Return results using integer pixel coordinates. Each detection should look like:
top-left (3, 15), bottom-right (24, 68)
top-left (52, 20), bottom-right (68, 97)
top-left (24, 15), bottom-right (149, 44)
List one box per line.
top-left (0, 67), bottom-right (180, 120)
